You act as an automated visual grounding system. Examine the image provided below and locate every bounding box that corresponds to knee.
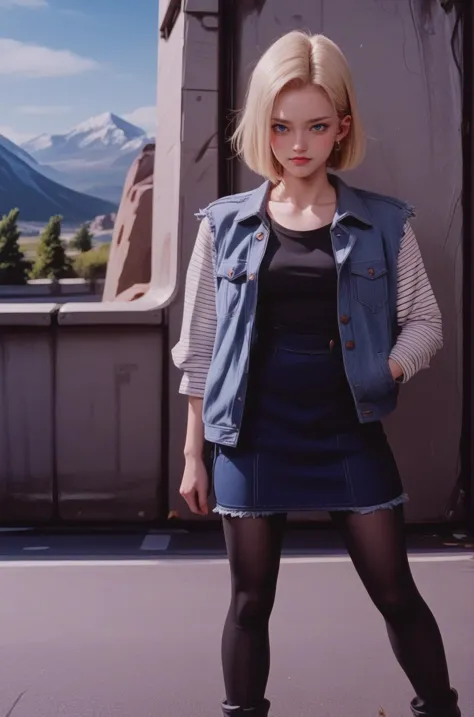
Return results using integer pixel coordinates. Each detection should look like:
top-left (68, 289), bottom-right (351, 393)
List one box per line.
top-left (232, 590), bottom-right (274, 630)
top-left (375, 586), bottom-right (423, 624)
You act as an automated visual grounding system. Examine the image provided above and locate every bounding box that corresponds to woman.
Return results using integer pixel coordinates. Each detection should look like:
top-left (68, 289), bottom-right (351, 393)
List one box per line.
top-left (172, 30), bottom-right (460, 717)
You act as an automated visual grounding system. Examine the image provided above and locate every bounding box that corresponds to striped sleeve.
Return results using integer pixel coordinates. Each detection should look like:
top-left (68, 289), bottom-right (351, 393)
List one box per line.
top-left (172, 218), bottom-right (443, 395)
top-left (171, 216), bottom-right (217, 397)
top-left (389, 221), bottom-right (443, 382)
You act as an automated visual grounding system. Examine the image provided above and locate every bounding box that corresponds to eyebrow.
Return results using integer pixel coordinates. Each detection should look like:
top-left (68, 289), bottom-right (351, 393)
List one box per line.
top-left (271, 116), bottom-right (332, 123)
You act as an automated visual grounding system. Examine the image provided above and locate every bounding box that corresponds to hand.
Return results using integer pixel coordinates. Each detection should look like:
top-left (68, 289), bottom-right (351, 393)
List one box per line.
top-left (179, 456), bottom-right (209, 515)
top-left (388, 358), bottom-right (403, 381)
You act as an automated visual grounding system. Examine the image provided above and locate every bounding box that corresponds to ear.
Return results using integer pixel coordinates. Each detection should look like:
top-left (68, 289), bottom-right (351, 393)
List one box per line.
top-left (336, 115), bottom-right (352, 142)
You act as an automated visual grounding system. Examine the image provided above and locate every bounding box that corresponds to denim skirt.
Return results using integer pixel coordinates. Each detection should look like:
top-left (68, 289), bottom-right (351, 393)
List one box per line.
top-left (212, 326), bottom-right (408, 517)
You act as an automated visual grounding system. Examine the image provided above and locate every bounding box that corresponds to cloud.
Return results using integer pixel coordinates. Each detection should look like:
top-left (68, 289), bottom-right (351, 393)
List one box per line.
top-left (0, 39), bottom-right (99, 78)
top-left (0, 0), bottom-right (48, 7)
top-left (0, 125), bottom-right (36, 144)
top-left (124, 105), bottom-right (157, 135)
top-left (18, 104), bottom-right (71, 115)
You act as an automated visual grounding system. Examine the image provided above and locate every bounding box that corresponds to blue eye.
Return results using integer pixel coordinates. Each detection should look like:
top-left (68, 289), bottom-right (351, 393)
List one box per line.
top-left (311, 123), bottom-right (328, 132)
top-left (272, 123), bottom-right (288, 133)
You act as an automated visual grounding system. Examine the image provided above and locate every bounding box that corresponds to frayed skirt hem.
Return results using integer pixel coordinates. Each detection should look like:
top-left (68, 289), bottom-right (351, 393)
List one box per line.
top-left (213, 492), bottom-right (409, 518)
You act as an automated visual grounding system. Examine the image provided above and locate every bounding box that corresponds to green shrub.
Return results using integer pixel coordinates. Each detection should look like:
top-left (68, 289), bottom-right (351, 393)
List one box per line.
top-left (73, 244), bottom-right (110, 280)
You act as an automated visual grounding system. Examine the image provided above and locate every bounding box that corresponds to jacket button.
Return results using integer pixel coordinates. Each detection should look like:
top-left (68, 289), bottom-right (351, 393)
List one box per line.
top-left (256, 232), bottom-right (264, 240)
top-left (340, 315), bottom-right (350, 325)
top-left (249, 274), bottom-right (255, 281)
top-left (368, 268), bottom-right (375, 276)
top-left (362, 409), bottom-right (373, 417)
top-left (227, 268), bottom-right (234, 277)
top-left (345, 340), bottom-right (355, 350)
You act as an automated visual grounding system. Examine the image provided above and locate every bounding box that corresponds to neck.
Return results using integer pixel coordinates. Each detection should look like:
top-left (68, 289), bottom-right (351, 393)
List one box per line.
top-left (272, 167), bottom-right (335, 209)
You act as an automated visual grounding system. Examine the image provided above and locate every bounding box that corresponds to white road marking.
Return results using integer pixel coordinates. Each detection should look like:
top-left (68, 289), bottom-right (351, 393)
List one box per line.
top-left (0, 527), bottom-right (34, 532)
top-left (281, 554), bottom-right (474, 564)
top-left (140, 533), bottom-right (171, 551)
top-left (0, 554), bottom-right (471, 568)
top-left (22, 546), bottom-right (50, 551)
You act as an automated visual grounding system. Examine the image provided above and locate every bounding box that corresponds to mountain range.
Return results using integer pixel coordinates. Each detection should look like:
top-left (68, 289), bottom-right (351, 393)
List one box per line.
top-left (0, 138), bottom-right (117, 223)
top-left (22, 112), bottom-right (151, 203)
top-left (0, 112), bottom-right (154, 222)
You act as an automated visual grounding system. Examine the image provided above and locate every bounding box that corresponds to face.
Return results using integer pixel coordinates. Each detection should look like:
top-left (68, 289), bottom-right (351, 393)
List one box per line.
top-left (270, 83), bottom-right (351, 179)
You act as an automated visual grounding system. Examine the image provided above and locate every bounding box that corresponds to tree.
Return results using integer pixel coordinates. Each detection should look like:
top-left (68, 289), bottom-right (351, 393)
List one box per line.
top-left (30, 215), bottom-right (75, 280)
top-left (70, 223), bottom-right (93, 253)
top-left (0, 208), bottom-right (30, 285)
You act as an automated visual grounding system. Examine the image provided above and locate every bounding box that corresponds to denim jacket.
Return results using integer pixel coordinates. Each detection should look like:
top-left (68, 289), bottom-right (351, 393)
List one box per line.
top-left (174, 174), bottom-right (442, 447)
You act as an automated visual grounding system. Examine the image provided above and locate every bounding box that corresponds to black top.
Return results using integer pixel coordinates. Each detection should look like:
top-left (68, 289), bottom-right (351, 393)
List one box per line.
top-left (257, 219), bottom-right (338, 334)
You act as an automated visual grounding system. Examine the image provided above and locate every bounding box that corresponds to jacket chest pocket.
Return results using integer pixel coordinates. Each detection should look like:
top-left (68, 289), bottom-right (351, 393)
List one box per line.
top-left (216, 260), bottom-right (248, 318)
top-left (350, 259), bottom-right (388, 312)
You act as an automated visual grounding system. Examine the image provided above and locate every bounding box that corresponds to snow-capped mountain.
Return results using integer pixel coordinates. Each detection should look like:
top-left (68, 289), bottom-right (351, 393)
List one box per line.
top-left (22, 112), bottom-right (148, 163)
top-left (0, 140), bottom-right (117, 222)
top-left (21, 112), bottom-right (151, 202)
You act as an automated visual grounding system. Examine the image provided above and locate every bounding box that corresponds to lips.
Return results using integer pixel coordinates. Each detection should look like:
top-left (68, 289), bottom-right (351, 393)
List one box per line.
top-left (290, 157), bottom-right (311, 165)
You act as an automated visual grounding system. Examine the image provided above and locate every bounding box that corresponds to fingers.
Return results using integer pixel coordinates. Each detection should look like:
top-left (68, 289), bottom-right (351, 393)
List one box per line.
top-left (197, 489), bottom-right (209, 515)
top-left (180, 487), bottom-right (198, 513)
top-left (180, 487), bottom-right (207, 515)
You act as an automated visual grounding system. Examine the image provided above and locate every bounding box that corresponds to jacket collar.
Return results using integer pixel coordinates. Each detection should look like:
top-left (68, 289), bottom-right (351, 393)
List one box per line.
top-left (234, 173), bottom-right (373, 228)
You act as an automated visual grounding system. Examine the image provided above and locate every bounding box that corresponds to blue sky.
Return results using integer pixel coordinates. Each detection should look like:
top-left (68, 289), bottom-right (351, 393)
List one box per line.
top-left (0, 0), bottom-right (159, 144)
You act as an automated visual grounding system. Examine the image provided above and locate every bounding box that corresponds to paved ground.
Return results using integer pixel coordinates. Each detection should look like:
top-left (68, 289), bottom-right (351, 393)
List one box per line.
top-left (0, 528), bottom-right (473, 717)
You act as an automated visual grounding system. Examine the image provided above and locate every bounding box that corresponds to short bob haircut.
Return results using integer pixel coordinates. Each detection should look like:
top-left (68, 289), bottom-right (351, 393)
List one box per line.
top-left (232, 30), bottom-right (366, 183)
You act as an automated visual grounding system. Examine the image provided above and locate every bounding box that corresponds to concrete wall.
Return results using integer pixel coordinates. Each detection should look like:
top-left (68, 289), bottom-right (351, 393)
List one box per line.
top-left (165, 0), bottom-right (221, 520)
top-left (0, 318), bottom-right (163, 523)
top-left (0, 326), bottom-right (54, 521)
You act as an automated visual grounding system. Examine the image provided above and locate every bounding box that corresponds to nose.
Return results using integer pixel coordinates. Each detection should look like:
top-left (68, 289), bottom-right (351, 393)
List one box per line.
top-left (292, 132), bottom-right (308, 153)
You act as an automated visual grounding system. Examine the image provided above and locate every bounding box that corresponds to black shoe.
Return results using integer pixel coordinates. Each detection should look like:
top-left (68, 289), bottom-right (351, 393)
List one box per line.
top-left (220, 698), bottom-right (271, 716)
top-left (410, 688), bottom-right (461, 717)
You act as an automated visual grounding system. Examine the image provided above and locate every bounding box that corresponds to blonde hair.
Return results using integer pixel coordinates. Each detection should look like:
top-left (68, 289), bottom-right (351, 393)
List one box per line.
top-left (232, 30), bottom-right (366, 183)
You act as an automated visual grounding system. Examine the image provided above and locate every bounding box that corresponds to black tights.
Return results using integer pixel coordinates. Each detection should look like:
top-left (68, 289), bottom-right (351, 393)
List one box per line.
top-left (221, 506), bottom-right (452, 709)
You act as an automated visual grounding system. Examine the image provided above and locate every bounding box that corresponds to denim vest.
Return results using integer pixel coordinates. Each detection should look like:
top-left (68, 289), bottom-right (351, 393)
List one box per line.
top-left (198, 174), bottom-right (414, 447)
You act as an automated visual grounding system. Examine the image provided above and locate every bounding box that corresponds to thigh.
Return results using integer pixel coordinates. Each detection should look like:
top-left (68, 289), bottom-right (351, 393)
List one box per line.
top-left (330, 506), bottom-right (417, 609)
top-left (223, 515), bottom-right (287, 596)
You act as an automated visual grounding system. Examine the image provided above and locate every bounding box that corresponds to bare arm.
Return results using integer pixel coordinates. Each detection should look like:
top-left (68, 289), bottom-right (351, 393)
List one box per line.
top-left (183, 396), bottom-right (205, 460)
top-left (179, 396), bottom-right (209, 515)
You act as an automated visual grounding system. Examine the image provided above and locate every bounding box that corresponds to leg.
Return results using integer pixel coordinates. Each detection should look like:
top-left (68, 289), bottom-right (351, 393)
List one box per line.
top-left (331, 505), bottom-right (460, 716)
top-left (221, 513), bottom-right (287, 713)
